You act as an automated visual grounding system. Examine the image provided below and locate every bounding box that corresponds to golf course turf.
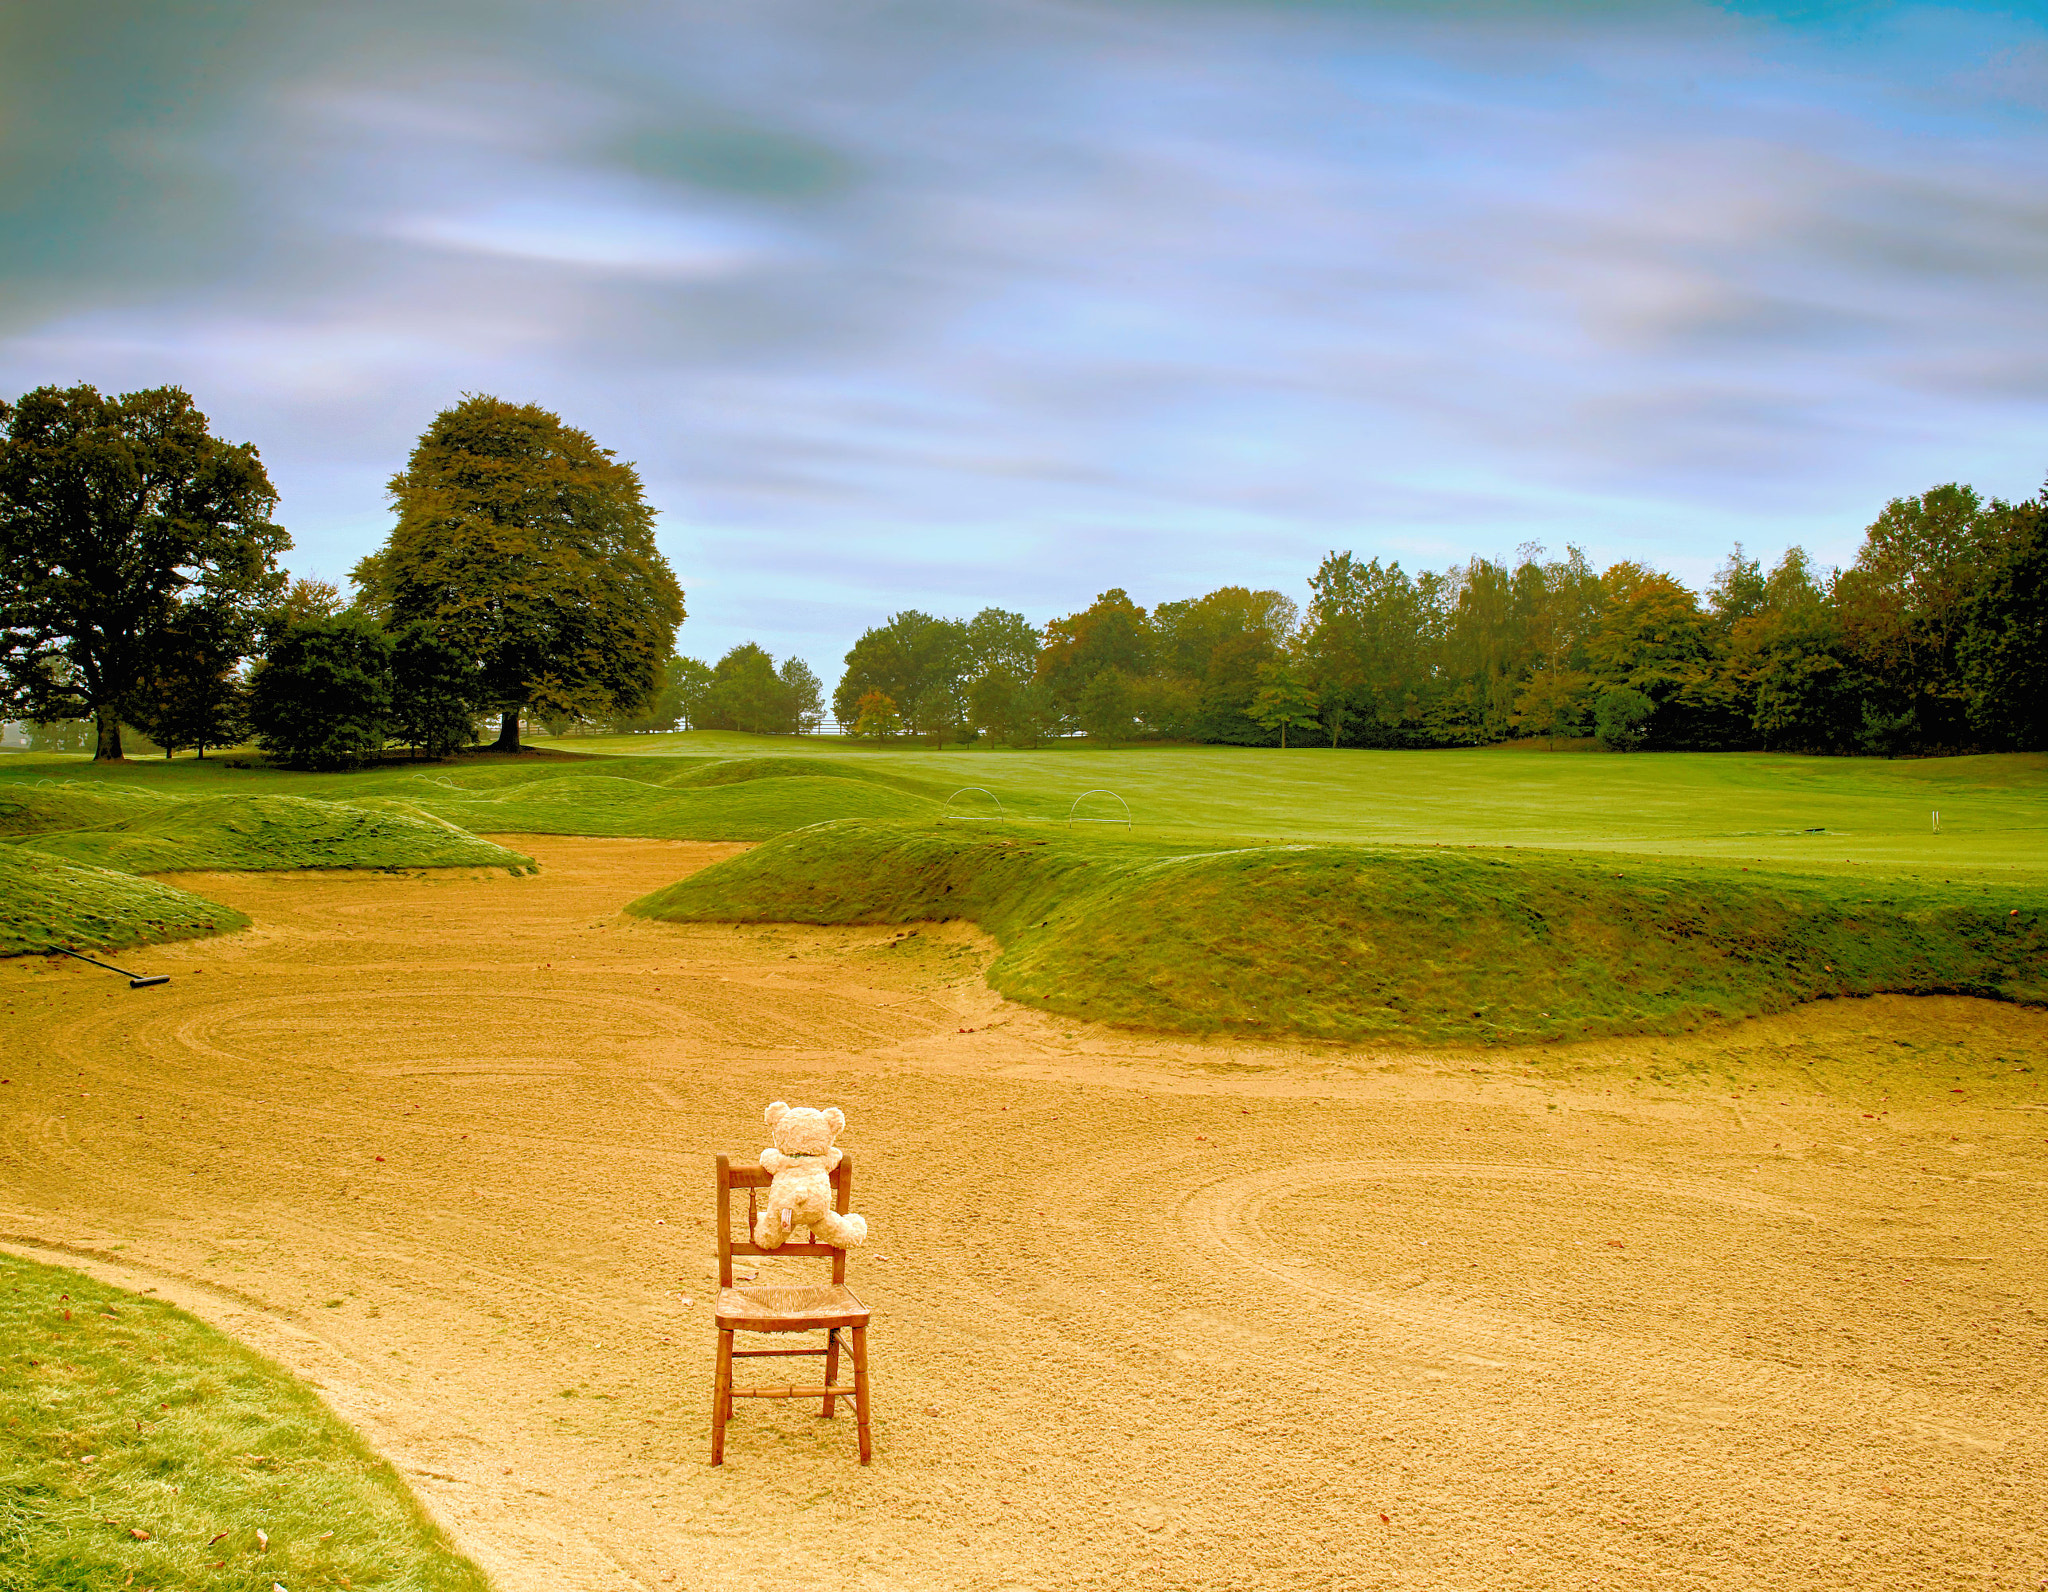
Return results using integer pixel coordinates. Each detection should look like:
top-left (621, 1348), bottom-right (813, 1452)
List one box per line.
top-left (0, 845), bottom-right (247, 958)
top-left (628, 819), bottom-right (2048, 1045)
top-left (0, 1251), bottom-right (489, 1592)
top-left (2, 738), bottom-right (2042, 1045)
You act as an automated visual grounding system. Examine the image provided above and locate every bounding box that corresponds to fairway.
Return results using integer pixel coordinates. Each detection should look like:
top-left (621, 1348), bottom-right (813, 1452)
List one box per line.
top-left (8, 738), bottom-right (2040, 879)
top-left (1, 836), bottom-right (2042, 1591)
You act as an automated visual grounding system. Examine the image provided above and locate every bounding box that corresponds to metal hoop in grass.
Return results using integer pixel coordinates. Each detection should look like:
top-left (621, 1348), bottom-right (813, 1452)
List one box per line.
top-left (1064, 790), bottom-right (1132, 827)
top-left (942, 787), bottom-right (1007, 821)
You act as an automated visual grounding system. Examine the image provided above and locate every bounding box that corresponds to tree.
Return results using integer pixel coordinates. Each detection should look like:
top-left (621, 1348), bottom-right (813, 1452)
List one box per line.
top-left (832, 611), bottom-right (969, 730)
top-left (963, 608), bottom-right (1040, 682)
top-left (1834, 484), bottom-right (1999, 751)
top-left (1724, 548), bottom-right (1858, 753)
top-left (1958, 495), bottom-right (2048, 750)
top-left (778, 657), bottom-right (825, 732)
top-left (1152, 587), bottom-right (1296, 743)
top-left (1511, 665), bottom-right (1593, 748)
top-left (1037, 589), bottom-right (1152, 725)
top-left (608, 655), bottom-right (712, 733)
top-left (361, 395), bottom-right (684, 753)
top-left (851, 689), bottom-right (901, 740)
top-left (1247, 660), bottom-right (1320, 748)
top-left (967, 666), bottom-right (1040, 747)
top-left (1076, 668), bottom-right (1136, 743)
top-left (0, 384), bottom-right (288, 760)
top-left (1585, 563), bottom-right (1720, 747)
top-left (126, 607), bottom-right (249, 759)
top-left (701, 643), bottom-right (796, 734)
top-left (1594, 686), bottom-right (1656, 751)
top-left (248, 615), bottom-right (393, 769)
top-left (389, 623), bottom-right (481, 760)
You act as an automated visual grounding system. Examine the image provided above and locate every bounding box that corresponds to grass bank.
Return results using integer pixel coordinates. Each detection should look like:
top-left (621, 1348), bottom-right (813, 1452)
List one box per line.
top-left (0, 1251), bottom-right (487, 1592)
top-left (3, 788), bottom-right (534, 876)
top-left (628, 820), bottom-right (2048, 1045)
top-left (0, 847), bottom-right (246, 958)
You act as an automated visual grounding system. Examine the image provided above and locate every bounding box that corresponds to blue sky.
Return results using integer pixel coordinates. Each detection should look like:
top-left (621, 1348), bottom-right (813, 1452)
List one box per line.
top-left (3, 1), bottom-right (2045, 680)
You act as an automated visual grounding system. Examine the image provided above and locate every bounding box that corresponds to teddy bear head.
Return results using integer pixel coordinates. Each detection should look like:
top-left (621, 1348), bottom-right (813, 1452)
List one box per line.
top-left (763, 1100), bottom-right (847, 1158)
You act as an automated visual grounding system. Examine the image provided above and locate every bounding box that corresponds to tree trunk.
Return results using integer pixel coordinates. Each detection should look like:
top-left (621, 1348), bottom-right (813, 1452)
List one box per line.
top-left (493, 707), bottom-right (521, 753)
top-left (93, 705), bottom-right (125, 762)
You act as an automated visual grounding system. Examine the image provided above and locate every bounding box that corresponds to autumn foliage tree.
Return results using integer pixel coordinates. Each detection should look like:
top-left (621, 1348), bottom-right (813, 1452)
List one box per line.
top-left (357, 396), bottom-right (684, 752)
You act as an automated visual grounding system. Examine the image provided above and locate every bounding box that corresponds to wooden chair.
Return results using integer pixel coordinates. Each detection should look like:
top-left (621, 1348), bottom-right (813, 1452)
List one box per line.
top-left (711, 1153), bottom-right (871, 1465)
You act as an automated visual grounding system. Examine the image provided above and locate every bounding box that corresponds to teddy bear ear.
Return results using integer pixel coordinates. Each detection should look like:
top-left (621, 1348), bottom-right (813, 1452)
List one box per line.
top-left (764, 1101), bottom-right (789, 1127)
top-left (825, 1106), bottom-right (846, 1132)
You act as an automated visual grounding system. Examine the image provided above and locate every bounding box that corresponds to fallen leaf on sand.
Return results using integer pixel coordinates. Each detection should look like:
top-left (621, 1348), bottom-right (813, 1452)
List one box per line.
top-left (1379, 1513), bottom-right (1391, 1525)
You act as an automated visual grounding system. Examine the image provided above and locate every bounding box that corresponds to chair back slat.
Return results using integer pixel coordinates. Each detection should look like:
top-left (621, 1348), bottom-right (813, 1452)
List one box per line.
top-left (717, 1152), bottom-right (854, 1289)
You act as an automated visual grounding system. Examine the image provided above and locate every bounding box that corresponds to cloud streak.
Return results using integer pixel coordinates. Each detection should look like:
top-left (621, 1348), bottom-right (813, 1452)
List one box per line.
top-left (2, 0), bottom-right (2044, 676)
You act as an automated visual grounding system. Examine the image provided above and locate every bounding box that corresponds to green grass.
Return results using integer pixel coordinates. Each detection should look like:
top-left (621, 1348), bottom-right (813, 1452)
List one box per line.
top-left (4, 789), bottom-right (536, 877)
top-left (628, 819), bottom-right (2048, 1045)
top-left (525, 733), bottom-right (2048, 879)
top-left (0, 847), bottom-right (247, 958)
top-left (358, 765), bottom-right (938, 840)
top-left (0, 1252), bottom-right (489, 1592)
top-left (6, 737), bottom-right (2042, 1036)
top-left (7, 738), bottom-right (2041, 877)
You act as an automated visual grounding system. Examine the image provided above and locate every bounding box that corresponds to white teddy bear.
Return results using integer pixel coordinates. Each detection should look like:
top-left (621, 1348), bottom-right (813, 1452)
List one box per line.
top-left (754, 1101), bottom-right (869, 1250)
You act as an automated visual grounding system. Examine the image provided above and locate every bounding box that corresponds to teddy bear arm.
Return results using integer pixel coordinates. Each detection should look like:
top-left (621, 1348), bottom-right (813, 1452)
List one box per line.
top-left (823, 1146), bottom-right (843, 1171)
top-left (760, 1147), bottom-right (789, 1174)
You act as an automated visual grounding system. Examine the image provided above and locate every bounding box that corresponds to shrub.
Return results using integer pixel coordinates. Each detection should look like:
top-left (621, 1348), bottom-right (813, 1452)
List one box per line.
top-left (1594, 686), bottom-right (1657, 751)
top-left (249, 616), bottom-right (394, 769)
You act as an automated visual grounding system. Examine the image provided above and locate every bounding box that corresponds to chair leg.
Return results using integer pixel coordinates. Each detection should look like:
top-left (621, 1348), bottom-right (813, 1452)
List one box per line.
top-left (822, 1327), bottom-right (841, 1419)
top-left (849, 1325), bottom-right (871, 1465)
top-left (711, 1329), bottom-right (733, 1465)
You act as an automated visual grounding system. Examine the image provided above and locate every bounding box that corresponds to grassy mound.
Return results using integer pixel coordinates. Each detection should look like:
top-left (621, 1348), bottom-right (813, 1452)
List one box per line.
top-left (0, 1251), bottom-right (488, 1592)
top-left (0, 782), bottom-right (179, 837)
top-left (386, 771), bottom-right (940, 840)
top-left (653, 755), bottom-right (946, 798)
top-left (629, 821), bottom-right (2048, 1044)
top-left (0, 846), bottom-right (246, 957)
top-left (12, 794), bottom-right (535, 876)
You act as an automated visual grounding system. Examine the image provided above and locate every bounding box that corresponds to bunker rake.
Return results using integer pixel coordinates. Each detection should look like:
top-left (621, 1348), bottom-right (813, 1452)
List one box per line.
top-left (57, 948), bottom-right (170, 988)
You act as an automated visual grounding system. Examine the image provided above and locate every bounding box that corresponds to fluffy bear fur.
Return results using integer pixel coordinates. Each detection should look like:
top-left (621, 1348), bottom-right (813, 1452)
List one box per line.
top-left (754, 1101), bottom-right (869, 1250)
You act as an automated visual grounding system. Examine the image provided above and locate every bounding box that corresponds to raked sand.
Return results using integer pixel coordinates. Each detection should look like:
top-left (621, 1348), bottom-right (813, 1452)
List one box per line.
top-left (1, 836), bottom-right (2042, 1591)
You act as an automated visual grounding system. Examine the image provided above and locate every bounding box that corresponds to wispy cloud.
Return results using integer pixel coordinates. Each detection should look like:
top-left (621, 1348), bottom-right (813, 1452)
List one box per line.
top-left (2, 0), bottom-right (2044, 675)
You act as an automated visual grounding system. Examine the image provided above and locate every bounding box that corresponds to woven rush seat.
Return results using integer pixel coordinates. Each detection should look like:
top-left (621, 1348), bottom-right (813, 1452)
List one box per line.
top-left (716, 1283), bottom-right (869, 1332)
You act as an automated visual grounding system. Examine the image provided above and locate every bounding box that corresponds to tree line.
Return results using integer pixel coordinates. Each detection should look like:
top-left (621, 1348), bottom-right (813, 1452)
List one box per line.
top-left (5, 381), bottom-right (2040, 764)
top-left (825, 482), bottom-right (2046, 754)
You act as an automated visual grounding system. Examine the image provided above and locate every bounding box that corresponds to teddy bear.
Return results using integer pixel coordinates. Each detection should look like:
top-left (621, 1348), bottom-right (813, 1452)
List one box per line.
top-left (753, 1101), bottom-right (869, 1250)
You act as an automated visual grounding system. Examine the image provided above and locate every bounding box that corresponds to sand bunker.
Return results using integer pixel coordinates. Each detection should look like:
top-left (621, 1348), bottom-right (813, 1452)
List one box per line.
top-left (1, 835), bottom-right (2041, 1591)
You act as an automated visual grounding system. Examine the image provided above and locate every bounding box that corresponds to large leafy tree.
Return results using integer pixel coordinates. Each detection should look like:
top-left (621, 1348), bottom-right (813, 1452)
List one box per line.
top-left (831, 610), bottom-right (969, 730)
top-left (0, 384), bottom-right (288, 760)
top-left (700, 642), bottom-right (798, 733)
top-left (1834, 483), bottom-right (2000, 750)
top-left (359, 396), bottom-right (685, 752)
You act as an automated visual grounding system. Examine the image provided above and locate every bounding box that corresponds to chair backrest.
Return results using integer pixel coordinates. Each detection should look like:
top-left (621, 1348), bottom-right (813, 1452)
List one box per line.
top-left (716, 1153), bottom-right (853, 1289)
